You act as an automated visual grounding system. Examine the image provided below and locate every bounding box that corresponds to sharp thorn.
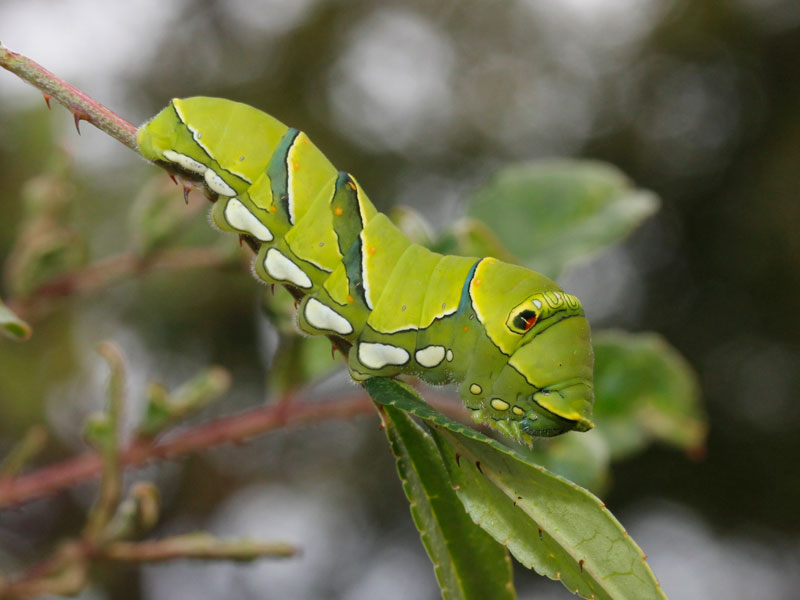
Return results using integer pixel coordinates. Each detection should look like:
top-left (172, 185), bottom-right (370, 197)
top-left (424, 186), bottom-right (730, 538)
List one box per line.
top-left (239, 235), bottom-right (244, 247)
top-left (43, 94), bottom-right (52, 110)
top-left (330, 342), bottom-right (338, 360)
top-left (169, 174), bottom-right (178, 185)
top-left (270, 284), bottom-right (275, 295)
top-left (73, 113), bottom-right (82, 134)
top-left (183, 187), bottom-right (191, 204)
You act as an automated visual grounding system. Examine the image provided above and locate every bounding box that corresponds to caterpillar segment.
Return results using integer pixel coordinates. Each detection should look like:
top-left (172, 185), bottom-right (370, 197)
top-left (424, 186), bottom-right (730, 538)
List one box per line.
top-left (137, 97), bottom-right (595, 444)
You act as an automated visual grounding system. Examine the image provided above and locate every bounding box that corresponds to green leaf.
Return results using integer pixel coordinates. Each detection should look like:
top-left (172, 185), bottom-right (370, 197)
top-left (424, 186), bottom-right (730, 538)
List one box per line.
top-left (139, 367), bottom-right (231, 437)
top-left (4, 223), bottom-right (88, 297)
top-left (593, 330), bottom-right (706, 459)
top-left (434, 218), bottom-right (518, 264)
top-left (380, 403), bottom-right (516, 600)
top-left (84, 342), bottom-right (126, 542)
top-left (466, 160), bottom-right (659, 278)
top-left (83, 412), bottom-right (114, 453)
top-left (101, 482), bottom-right (161, 543)
top-left (129, 175), bottom-right (207, 255)
top-left (523, 431), bottom-right (610, 495)
top-left (366, 378), bottom-right (667, 600)
top-left (389, 205), bottom-right (435, 247)
top-left (0, 425), bottom-right (48, 478)
top-left (431, 428), bottom-right (665, 600)
top-left (0, 298), bottom-right (32, 341)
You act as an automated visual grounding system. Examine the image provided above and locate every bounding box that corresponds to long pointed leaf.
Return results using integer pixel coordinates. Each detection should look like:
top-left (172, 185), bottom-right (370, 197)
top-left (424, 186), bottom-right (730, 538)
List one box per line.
top-left (380, 403), bottom-right (516, 600)
top-left (366, 378), bottom-right (667, 600)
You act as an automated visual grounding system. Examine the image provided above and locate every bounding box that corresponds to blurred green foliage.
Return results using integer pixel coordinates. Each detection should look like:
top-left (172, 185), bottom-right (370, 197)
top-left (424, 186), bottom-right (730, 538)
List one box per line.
top-left (3, 0), bottom-right (800, 597)
top-left (464, 161), bottom-right (660, 278)
top-left (0, 138), bottom-right (703, 599)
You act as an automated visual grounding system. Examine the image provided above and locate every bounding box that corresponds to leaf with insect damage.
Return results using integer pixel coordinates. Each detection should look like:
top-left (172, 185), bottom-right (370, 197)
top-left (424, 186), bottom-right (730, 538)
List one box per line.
top-left (380, 402), bottom-right (515, 600)
top-left (366, 378), bottom-right (667, 600)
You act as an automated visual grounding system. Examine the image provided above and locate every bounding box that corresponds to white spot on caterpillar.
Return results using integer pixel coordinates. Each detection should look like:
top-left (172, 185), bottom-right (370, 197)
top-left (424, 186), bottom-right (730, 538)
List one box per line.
top-left (358, 342), bottom-right (409, 369)
top-left (162, 150), bottom-right (207, 175)
top-left (533, 299), bottom-right (543, 309)
top-left (415, 345), bottom-right (445, 368)
top-left (491, 398), bottom-right (510, 411)
top-left (446, 349), bottom-right (454, 362)
top-left (204, 169), bottom-right (237, 196)
top-left (264, 249), bottom-right (312, 289)
top-left (224, 198), bottom-right (273, 242)
top-left (469, 383), bottom-right (482, 395)
top-left (304, 298), bottom-right (353, 335)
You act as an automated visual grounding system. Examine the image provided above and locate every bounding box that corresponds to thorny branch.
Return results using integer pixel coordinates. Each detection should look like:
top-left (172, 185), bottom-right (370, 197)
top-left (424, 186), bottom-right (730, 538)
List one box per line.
top-left (0, 42), bottom-right (138, 149)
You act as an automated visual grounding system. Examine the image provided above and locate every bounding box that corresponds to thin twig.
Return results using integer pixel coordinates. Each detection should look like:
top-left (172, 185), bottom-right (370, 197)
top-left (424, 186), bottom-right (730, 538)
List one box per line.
top-left (0, 42), bottom-right (137, 150)
top-left (0, 541), bottom-right (87, 600)
top-left (0, 426), bottom-right (47, 479)
top-left (101, 534), bottom-right (296, 562)
top-left (83, 343), bottom-right (126, 542)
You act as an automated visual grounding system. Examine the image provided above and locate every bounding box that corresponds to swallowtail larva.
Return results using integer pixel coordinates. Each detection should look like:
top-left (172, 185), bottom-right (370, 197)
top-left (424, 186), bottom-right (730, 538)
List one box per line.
top-left (137, 97), bottom-right (594, 444)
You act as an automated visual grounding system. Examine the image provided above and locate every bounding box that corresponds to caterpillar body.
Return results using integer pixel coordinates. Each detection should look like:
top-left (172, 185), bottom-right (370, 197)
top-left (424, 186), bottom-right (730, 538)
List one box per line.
top-left (137, 97), bottom-right (594, 444)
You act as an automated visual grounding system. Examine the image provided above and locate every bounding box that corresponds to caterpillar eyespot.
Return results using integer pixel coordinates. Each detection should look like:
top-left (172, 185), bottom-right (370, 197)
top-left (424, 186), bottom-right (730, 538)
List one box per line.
top-left (137, 97), bottom-right (595, 444)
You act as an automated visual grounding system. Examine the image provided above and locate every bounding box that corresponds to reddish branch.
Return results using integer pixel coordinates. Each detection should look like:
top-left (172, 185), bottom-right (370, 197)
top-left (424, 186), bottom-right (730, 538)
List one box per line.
top-left (0, 391), bottom-right (464, 510)
top-left (0, 42), bottom-right (137, 149)
top-left (0, 393), bottom-right (372, 509)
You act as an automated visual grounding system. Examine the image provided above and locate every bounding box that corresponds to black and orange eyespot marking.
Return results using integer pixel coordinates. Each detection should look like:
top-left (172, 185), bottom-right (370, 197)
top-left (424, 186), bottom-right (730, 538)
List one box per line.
top-left (513, 309), bottom-right (538, 332)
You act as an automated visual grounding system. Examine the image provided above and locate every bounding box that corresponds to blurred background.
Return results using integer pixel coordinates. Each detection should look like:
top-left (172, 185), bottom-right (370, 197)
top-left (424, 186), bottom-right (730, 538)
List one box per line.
top-left (1, 0), bottom-right (799, 598)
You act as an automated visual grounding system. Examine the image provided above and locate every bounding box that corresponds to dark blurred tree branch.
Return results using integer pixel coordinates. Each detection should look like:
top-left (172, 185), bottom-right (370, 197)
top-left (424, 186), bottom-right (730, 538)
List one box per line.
top-left (7, 246), bottom-right (238, 321)
top-left (0, 528), bottom-right (296, 600)
top-left (0, 393), bottom-right (368, 509)
top-left (0, 390), bottom-right (463, 510)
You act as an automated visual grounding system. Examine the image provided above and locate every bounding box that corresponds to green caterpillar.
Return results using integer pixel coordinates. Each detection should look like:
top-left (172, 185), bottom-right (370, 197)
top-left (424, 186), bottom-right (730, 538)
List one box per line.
top-left (137, 97), bottom-right (594, 444)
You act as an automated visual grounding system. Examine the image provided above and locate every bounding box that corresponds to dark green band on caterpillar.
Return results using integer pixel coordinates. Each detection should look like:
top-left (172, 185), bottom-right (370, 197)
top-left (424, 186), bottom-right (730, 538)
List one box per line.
top-left (137, 97), bottom-right (595, 444)
top-left (267, 127), bottom-right (300, 223)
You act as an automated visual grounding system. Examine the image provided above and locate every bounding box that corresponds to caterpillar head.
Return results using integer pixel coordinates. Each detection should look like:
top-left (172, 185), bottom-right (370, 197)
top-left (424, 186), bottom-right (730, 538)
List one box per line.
top-left (471, 292), bottom-right (594, 445)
